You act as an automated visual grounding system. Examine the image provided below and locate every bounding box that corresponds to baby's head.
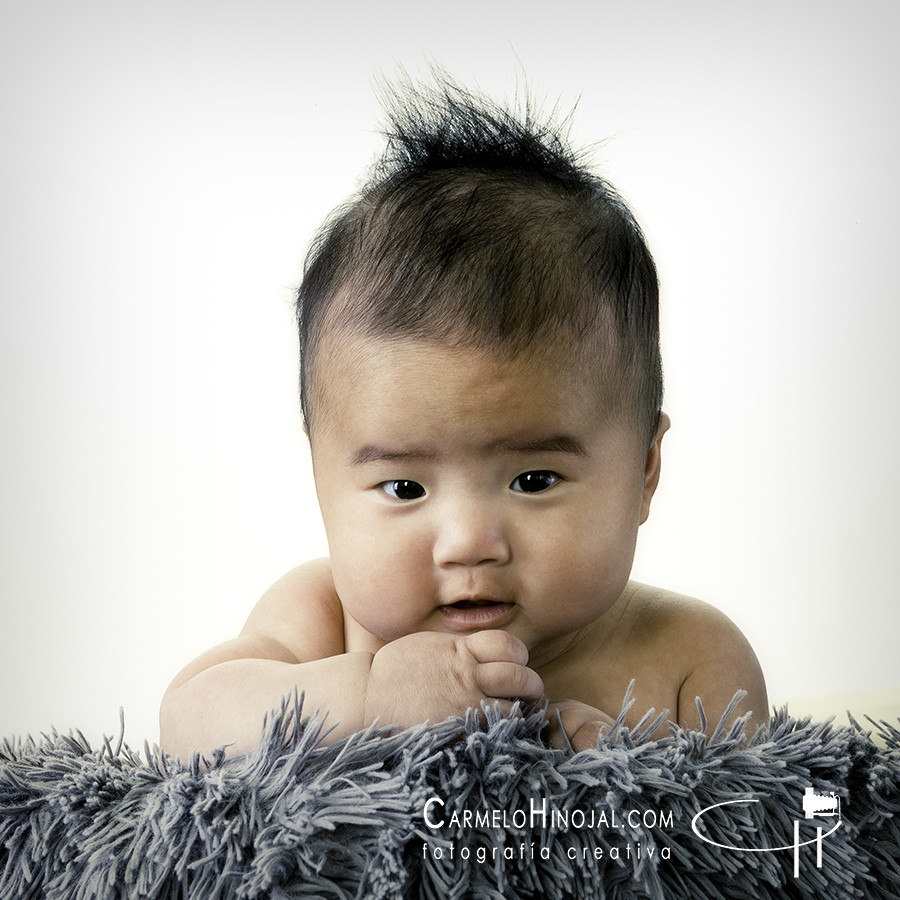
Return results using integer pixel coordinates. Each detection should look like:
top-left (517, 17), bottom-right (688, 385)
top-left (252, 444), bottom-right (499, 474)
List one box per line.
top-left (295, 74), bottom-right (667, 659)
top-left (297, 74), bottom-right (662, 450)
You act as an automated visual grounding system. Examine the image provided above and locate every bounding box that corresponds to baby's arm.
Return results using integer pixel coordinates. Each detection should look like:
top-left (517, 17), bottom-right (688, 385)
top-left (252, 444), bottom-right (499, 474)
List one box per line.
top-left (159, 559), bottom-right (542, 759)
top-left (673, 603), bottom-right (768, 735)
top-left (544, 596), bottom-right (768, 752)
top-left (159, 560), bottom-right (360, 758)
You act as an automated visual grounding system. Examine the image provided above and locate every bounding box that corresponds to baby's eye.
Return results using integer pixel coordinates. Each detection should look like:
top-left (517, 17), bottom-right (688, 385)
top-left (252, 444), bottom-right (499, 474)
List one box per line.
top-left (509, 471), bottom-right (561, 494)
top-left (380, 480), bottom-right (426, 501)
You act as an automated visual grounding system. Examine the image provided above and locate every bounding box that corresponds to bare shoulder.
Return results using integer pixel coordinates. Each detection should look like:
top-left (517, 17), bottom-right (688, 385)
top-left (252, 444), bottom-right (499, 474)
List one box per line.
top-left (623, 582), bottom-right (769, 732)
top-left (623, 581), bottom-right (752, 646)
top-left (163, 559), bottom-right (344, 697)
top-left (240, 558), bottom-right (344, 662)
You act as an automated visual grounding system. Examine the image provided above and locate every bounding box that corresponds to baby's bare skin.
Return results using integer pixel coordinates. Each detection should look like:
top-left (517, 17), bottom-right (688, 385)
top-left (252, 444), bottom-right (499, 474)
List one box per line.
top-left (160, 338), bottom-right (767, 758)
top-left (160, 561), bottom-right (543, 757)
top-left (161, 560), bottom-right (766, 757)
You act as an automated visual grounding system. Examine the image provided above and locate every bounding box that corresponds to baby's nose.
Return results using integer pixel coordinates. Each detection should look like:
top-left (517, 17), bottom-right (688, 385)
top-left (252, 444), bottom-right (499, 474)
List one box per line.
top-left (432, 503), bottom-right (511, 568)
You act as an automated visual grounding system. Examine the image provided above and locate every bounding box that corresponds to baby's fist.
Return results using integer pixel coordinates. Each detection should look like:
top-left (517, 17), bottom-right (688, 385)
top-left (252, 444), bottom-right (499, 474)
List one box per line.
top-left (464, 630), bottom-right (544, 704)
top-left (363, 629), bottom-right (543, 731)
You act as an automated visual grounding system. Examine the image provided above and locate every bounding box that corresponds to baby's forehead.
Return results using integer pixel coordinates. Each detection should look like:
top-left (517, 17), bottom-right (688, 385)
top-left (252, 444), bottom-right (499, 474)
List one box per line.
top-left (317, 330), bottom-right (596, 389)
top-left (312, 332), bottom-right (625, 435)
top-left (306, 334), bottom-right (655, 475)
top-left (360, 336), bottom-right (576, 372)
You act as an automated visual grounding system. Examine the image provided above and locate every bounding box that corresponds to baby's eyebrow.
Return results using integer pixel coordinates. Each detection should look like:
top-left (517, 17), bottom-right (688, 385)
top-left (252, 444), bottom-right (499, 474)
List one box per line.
top-left (487, 434), bottom-right (588, 457)
top-left (350, 434), bottom-right (587, 466)
top-left (350, 445), bottom-right (439, 465)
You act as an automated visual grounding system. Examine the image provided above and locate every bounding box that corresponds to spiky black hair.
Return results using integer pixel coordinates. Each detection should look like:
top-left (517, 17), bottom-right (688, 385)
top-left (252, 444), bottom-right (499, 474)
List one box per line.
top-left (296, 72), bottom-right (662, 443)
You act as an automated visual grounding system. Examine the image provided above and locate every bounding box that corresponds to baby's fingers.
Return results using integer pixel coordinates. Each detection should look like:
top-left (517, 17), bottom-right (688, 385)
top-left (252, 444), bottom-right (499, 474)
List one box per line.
top-left (474, 661), bottom-right (544, 702)
top-left (545, 701), bottom-right (614, 751)
top-left (464, 629), bottom-right (529, 665)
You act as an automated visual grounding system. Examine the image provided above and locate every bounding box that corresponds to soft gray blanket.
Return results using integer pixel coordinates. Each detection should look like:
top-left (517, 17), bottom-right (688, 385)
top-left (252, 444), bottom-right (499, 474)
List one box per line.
top-left (1, 694), bottom-right (898, 898)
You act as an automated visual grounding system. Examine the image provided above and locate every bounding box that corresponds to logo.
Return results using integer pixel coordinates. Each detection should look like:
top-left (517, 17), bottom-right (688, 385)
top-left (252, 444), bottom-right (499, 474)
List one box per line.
top-left (691, 787), bottom-right (843, 878)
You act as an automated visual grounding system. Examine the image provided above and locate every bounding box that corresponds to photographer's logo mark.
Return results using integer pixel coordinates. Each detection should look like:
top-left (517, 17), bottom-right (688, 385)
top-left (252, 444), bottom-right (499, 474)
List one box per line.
top-left (691, 787), bottom-right (843, 878)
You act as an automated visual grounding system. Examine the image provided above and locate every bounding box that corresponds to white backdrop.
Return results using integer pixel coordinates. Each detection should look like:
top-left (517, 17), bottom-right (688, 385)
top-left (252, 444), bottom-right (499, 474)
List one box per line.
top-left (2, 1), bottom-right (898, 748)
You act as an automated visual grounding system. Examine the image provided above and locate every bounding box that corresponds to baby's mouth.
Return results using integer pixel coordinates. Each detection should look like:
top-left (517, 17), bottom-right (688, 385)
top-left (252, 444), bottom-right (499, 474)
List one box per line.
top-left (439, 598), bottom-right (513, 628)
top-left (449, 599), bottom-right (502, 609)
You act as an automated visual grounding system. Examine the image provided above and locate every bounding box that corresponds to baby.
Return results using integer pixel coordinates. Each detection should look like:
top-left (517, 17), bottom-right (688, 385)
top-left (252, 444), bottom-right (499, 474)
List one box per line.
top-left (160, 75), bottom-right (767, 758)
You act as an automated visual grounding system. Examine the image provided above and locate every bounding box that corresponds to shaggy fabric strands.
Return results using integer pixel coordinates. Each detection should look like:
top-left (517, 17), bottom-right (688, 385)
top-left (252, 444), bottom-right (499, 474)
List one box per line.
top-left (1, 694), bottom-right (898, 899)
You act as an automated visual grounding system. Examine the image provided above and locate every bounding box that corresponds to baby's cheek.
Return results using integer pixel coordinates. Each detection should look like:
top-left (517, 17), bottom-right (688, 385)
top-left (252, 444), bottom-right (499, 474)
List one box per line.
top-left (575, 529), bottom-right (635, 586)
top-left (538, 549), bottom-right (631, 625)
top-left (339, 571), bottom-right (422, 642)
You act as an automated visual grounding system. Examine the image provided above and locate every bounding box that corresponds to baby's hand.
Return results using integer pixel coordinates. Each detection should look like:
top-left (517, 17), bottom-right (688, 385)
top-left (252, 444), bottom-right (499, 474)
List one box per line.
top-left (364, 630), bottom-right (543, 730)
top-left (544, 700), bottom-right (615, 752)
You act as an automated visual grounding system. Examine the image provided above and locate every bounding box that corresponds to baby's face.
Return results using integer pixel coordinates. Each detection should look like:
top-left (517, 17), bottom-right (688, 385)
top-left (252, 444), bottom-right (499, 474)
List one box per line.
top-left (310, 336), bottom-right (664, 668)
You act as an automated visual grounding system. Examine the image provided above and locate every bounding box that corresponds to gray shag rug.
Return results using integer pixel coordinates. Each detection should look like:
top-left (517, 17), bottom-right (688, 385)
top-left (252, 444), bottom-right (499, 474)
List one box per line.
top-left (1, 693), bottom-right (899, 899)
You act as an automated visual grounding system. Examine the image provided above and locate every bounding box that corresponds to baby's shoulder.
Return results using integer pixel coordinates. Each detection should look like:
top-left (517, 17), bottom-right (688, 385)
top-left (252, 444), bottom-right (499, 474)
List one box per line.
top-left (619, 581), bottom-right (752, 654)
top-left (619, 581), bottom-right (767, 723)
top-left (622, 581), bottom-right (734, 631)
top-left (240, 558), bottom-right (345, 662)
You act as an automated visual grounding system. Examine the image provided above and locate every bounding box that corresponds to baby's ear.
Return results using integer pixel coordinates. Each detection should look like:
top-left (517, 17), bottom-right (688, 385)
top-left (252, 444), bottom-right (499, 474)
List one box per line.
top-left (640, 412), bottom-right (670, 524)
